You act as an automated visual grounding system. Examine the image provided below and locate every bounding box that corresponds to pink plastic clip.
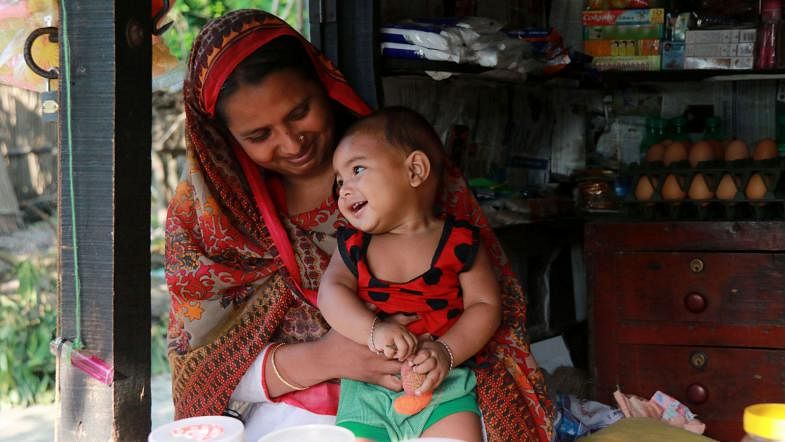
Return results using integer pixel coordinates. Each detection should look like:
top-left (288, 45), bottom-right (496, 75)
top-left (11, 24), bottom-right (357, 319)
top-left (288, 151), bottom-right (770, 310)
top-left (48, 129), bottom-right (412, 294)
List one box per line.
top-left (50, 337), bottom-right (114, 386)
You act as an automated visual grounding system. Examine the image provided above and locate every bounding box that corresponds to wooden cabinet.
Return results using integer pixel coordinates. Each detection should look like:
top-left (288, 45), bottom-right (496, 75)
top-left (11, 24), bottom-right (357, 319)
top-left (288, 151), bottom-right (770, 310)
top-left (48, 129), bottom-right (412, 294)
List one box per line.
top-left (585, 222), bottom-right (785, 441)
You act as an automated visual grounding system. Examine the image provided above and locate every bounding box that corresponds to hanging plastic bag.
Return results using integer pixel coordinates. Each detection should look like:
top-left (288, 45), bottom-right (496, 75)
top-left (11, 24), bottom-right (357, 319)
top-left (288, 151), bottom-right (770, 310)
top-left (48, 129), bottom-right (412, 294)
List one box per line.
top-left (0, 0), bottom-right (59, 92)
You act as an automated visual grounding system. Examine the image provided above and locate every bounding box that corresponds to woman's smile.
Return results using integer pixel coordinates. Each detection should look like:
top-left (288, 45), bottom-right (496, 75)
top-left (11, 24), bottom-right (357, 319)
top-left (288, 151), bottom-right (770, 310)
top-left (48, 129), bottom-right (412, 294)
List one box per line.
top-left (284, 141), bottom-right (315, 166)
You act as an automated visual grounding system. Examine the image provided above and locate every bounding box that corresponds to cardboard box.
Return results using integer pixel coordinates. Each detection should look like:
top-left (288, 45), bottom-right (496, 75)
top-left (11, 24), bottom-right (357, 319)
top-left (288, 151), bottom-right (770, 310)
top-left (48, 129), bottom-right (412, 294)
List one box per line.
top-left (584, 23), bottom-right (664, 40)
top-left (685, 29), bottom-right (757, 45)
top-left (582, 8), bottom-right (665, 26)
top-left (685, 42), bottom-right (755, 57)
top-left (584, 39), bottom-right (660, 56)
top-left (684, 56), bottom-right (754, 70)
top-left (661, 41), bottom-right (685, 70)
top-left (592, 55), bottom-right (661, 71)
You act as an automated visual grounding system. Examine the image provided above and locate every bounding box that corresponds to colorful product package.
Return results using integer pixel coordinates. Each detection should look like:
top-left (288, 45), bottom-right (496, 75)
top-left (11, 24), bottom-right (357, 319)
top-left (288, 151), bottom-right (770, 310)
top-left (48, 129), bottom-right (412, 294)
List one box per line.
top-left (661, 41), bottom-right (685, 70)
top-left (591, 55), bottom-right (661, 71)
top-left (584, 24), bottom-right (664, 40)
top-left (582, 8), bottom-right (665, 26)
top-left (584, 39), bottom-right (660, 56)
top-left (506, 28), bottom-right (571, 74)
top-left (584, 0), bottom-right (662, 10)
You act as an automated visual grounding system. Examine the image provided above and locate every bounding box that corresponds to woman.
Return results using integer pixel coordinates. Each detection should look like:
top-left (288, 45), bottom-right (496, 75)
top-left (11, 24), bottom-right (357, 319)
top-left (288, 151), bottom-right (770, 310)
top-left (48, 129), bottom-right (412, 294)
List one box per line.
top-left (165, 9), bottom-right (554, 441)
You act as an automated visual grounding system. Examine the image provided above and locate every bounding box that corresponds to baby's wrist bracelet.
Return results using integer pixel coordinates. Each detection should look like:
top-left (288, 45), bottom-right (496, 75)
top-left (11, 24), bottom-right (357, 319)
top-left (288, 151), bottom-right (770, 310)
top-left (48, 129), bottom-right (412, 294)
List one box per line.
top-left (435, 339), bottom-right (455, 371)
top-left (367, 316), bottom-right (383, 355)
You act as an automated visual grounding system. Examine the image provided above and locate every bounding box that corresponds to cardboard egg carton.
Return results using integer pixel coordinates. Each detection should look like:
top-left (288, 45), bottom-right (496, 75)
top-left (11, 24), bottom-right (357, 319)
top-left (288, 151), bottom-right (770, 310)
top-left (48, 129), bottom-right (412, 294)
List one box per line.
top-left (621, 157), bottom-right (785, 220)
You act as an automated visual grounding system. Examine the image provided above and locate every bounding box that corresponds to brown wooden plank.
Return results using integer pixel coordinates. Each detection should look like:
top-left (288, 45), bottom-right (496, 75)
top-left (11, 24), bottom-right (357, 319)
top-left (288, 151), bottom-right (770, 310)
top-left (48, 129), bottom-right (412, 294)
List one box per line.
top-left (617, 252), bottom-right (785, 325)
top-left (57, 1), bottom-right (151, 440)
top-left (585, 221), bottom-right (785, 252)
top-left (618, 344), bottom-right (785, 441)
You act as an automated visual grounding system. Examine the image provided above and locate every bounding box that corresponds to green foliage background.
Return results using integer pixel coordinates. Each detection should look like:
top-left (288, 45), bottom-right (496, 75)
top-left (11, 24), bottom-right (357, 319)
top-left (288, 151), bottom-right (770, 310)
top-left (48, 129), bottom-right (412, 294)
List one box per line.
top-left (161, 0), bottom-right (308, 61)
top-left (0, 259), bottom-right (56, 407)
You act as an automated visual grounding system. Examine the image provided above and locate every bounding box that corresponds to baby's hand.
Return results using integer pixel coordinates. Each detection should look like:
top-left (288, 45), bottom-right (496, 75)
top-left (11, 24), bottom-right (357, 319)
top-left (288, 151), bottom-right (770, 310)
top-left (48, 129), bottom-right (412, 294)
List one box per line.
top-left (372, 320), bottom-right (417, 361)
top-left (407, 339), bottom-right (451, 395)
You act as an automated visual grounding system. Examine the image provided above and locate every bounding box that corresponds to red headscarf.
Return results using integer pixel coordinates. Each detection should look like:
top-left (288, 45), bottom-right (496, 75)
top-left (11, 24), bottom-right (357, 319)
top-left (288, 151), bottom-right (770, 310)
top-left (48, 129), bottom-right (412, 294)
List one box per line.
top-left (165, 10), bottom-right (554, 441)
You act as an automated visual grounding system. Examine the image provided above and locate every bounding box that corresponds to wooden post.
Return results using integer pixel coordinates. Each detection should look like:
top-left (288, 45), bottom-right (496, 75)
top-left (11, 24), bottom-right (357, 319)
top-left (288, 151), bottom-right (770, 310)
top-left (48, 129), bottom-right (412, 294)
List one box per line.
top-left (57, 1), bottom-right (151, 440)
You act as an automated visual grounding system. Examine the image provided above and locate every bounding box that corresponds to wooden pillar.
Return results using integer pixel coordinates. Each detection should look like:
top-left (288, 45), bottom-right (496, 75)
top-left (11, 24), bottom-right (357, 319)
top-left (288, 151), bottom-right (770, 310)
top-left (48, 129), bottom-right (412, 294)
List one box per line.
top-left (309, 0), bottom-right (380, 108)
top-left (57, 1), bottom-right (151, 440)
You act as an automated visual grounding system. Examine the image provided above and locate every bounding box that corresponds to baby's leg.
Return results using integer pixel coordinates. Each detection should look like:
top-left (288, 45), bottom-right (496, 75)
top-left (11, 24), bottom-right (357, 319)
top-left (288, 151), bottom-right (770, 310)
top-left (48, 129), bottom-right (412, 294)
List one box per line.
top-left (421, 411), bottom-right (482, 442)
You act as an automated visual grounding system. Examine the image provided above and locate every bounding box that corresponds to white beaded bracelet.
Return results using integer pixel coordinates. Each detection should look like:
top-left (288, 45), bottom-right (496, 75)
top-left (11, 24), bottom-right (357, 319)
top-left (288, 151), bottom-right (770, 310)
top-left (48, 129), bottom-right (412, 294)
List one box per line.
top-left (367, 316), bottom-right (383, 355)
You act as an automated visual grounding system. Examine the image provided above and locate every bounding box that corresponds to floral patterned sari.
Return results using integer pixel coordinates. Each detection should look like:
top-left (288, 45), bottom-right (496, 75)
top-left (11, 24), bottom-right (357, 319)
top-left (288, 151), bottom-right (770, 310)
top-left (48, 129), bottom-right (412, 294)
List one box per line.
top-left (165, 9), bottom-right (554, 441)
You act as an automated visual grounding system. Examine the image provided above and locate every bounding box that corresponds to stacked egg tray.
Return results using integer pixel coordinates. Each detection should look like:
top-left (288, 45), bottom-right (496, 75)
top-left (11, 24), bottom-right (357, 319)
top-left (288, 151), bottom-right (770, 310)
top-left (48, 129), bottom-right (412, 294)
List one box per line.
top-left (621, 157), bottom-right (785, 220)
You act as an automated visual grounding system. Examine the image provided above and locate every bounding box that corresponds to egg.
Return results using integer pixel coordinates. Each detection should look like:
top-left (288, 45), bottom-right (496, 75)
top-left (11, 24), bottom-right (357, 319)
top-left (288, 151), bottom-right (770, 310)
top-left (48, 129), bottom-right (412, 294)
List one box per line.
top-left (661, 139), bottom-right (674, 146)
top-left (709, 140), bottom-right (724, 159)
top-left (663, 142), bottom-right (688, 166)
top-left (753, 138), bottom-right (778, 160)
top-left (716, 174), bottom-right (738, 200)
top-left (661, 174), bottom-right (685, 201)
top-left (688, 141), bottom-right (715, 167)
top-left (688, 173), bottom-right (713, 201)
top-left (634, 175), bottom-right (656, 201)
top-left (645, 143), bottom-right (665, 163)
top-left (724, 139), bottom-right (749, 161)
top-left (745, 173), bottom-right (768, 199)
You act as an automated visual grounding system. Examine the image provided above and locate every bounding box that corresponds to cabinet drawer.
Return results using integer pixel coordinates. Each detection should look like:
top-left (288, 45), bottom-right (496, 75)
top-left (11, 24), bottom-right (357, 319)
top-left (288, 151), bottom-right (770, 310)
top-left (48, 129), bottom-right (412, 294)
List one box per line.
top-left (617, 252), bottom-right (785, 324)
top-left (617, 344), bottom-right (785, 441)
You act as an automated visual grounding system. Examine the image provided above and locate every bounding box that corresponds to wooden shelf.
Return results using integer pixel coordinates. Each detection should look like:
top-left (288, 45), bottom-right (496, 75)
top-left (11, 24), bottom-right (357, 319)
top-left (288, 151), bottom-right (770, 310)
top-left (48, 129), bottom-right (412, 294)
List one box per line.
top-left (381, 58), bottom-right (785, 85)
top-left (601, 69), bottom-right (785, 83)
top-left (381, 58), bottom-right (493, 76)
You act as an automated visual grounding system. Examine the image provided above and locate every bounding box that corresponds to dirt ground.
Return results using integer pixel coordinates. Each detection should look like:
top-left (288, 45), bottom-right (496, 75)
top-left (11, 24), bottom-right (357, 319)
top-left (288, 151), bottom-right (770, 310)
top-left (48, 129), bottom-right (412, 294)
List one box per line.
top-left (0, 220), bottom-right (174, 441)
top-left (0, 373), bottom-right (173, 441)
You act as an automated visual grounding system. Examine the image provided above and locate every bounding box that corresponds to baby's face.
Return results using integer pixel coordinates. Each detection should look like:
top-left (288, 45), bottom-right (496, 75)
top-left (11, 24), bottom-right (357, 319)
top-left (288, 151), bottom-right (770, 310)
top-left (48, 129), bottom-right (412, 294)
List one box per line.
top-left (333, 132), bottom-right (413, 234)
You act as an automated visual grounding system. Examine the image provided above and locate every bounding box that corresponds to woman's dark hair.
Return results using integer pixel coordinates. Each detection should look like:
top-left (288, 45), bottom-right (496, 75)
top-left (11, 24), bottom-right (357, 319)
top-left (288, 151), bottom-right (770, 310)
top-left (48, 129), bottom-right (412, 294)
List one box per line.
top-left (215, 36), bottom-right (319, 122)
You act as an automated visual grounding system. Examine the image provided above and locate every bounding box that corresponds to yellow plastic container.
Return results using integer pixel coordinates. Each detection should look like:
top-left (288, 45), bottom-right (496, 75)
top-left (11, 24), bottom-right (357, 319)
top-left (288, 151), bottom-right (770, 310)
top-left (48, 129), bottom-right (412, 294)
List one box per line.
top-left (743, 404), bottom-right (785, 442)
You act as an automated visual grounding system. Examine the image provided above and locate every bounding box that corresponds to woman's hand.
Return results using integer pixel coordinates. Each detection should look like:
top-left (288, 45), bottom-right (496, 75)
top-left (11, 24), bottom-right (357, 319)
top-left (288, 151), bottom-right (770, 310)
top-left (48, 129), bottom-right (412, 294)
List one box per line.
top-left (406, 338), bottom-right (451, 396)
top-left (317, 329), bottom-right (404, 391)
top-left (315, 313), bottom-right (419, 391)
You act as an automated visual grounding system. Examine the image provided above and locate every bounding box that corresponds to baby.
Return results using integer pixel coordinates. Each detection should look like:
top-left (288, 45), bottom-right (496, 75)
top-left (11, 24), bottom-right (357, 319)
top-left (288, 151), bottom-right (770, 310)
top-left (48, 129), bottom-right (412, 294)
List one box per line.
top-left (318, 106), bottom-right (501, 442)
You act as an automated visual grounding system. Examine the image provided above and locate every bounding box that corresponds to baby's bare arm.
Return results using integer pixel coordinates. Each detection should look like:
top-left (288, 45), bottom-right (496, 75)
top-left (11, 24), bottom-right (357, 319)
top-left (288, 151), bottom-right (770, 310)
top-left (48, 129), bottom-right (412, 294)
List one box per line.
top-left (409, 243), bottom-right (502, 394)
top-left (434, 243), bottom-right (502, 366)
top-left (318, 251), bottom-right (376, 346)
top-left (318, 252), bottom-right (417, 359)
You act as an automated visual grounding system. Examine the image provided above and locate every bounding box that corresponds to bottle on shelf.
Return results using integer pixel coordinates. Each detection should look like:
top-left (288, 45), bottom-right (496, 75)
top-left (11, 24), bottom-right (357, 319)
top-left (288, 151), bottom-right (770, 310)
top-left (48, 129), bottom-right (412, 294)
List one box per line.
top-left (639, 116), bottom-right (667, 161)
top-left (755, 0), bottom-right (783, 69)
top-left (668, 116), bottom-right (690, 143)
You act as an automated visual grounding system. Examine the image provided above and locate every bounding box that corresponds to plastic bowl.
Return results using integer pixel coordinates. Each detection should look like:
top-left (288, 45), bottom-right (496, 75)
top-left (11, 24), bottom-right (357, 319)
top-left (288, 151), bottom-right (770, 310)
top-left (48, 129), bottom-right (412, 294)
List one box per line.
top-left (257, 424), bottom-right (355, 442)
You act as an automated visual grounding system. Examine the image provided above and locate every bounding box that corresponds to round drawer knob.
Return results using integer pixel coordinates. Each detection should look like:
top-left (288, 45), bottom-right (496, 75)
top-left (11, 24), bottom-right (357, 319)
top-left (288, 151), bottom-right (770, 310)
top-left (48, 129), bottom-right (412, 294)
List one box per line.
top-left (689, 351), bottom-right (708, 369)
top-left (684, 293), bottom-right (708, 313)
top-left (686, 383), bottom-right (708, 404)
top-left (689, 258), bottom-right (705, 273)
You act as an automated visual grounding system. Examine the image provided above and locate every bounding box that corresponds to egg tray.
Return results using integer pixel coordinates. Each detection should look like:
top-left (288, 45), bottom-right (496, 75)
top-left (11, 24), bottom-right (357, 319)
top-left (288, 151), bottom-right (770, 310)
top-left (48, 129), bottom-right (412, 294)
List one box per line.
top-left (621, 157), bottom-right (785, 220)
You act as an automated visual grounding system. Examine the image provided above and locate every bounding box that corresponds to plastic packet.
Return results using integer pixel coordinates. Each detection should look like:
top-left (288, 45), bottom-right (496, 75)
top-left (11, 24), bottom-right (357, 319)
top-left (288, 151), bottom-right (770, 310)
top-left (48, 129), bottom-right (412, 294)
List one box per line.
top-left (380, 42), bottom-right (462, 63)
top-left (380, 22), bottom-right (451, 51)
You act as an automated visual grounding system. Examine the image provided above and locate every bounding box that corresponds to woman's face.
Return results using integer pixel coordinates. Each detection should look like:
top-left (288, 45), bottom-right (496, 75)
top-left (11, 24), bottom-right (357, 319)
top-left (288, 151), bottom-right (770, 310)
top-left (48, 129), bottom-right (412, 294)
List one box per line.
top-left (220, 68), bottom-right (335, 178)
